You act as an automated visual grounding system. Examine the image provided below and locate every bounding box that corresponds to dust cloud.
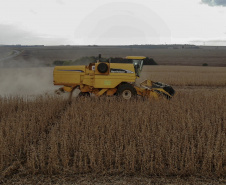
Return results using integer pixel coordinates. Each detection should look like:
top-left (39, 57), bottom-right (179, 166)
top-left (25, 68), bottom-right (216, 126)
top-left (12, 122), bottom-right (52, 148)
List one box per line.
top-left (0, 66), bottom-right (59, 97)
top-left (202, 0), bottom-right (226, 7)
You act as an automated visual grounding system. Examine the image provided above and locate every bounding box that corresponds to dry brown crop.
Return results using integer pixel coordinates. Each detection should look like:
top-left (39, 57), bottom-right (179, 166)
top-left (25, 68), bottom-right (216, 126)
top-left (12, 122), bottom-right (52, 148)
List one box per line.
top-left (0, 89), bottom-right (225, 182)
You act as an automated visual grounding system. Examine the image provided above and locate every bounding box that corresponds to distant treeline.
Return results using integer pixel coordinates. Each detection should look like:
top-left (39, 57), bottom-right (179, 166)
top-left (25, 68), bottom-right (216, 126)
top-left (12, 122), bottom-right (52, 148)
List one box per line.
top-left (53, 56), bottom-right (157, 66)
top-left (110, 57), bottom-right (157, 65)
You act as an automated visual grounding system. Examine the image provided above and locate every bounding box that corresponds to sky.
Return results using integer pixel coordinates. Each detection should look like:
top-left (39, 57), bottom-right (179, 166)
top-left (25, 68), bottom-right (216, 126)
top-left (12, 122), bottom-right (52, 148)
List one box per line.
top-left (0, 0), bottom-right (226, 46)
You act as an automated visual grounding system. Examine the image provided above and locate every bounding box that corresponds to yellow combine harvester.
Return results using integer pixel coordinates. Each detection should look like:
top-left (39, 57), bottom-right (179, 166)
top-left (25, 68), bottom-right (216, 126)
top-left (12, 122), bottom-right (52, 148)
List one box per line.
top-left (53, 56), bottom-right (175, 100)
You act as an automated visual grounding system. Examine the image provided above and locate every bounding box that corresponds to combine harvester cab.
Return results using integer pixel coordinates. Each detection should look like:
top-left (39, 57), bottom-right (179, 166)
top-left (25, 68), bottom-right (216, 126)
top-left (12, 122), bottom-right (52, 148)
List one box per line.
top-left (53, 56), bottom-right (175, 100)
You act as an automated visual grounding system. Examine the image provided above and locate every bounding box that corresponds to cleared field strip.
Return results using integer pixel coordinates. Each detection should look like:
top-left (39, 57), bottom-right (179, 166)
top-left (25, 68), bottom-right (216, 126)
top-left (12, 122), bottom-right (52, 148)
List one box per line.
top-left (138, 66), bottom-right (226, 86)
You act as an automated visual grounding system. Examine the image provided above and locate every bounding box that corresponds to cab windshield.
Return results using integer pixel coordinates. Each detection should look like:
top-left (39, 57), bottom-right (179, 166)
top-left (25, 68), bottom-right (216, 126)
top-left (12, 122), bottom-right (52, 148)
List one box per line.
top-left (132, 59), bottom-right (143, 77)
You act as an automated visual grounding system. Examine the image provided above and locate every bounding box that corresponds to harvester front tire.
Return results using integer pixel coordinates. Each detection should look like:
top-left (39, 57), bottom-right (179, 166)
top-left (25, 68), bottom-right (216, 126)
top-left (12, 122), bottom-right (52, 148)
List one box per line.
top-left (116, 83), bottom-right (137, 100)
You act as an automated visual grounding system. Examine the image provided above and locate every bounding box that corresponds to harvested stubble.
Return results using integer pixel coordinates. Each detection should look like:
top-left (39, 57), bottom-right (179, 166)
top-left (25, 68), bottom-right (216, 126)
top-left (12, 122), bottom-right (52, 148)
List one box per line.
top-left (0, 90), bottom-right (225, 178)
top-left (140, 66), bottom-right (226, 86)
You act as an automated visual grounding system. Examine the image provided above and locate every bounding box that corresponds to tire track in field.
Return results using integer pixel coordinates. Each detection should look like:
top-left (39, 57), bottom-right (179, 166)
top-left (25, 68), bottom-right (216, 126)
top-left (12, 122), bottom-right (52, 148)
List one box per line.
top-left (0, 99), bottom-right (72, 179)
top-left (0, 50), bottom-right (21, 62)
top-left (43, 100), bottom-right (71, 136)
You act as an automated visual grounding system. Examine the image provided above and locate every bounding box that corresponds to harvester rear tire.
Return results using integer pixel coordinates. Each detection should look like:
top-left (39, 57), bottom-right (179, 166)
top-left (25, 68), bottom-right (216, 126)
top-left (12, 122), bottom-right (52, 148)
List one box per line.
top-left (116, 83), bottom-right (137, 100)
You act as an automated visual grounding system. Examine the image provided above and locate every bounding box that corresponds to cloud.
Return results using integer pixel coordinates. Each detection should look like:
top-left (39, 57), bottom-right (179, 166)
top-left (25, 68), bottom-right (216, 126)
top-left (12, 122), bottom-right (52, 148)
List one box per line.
top-left (55, 0), bottom-right (64, 5)
top-left (201, 0), bottom-right (226, 7)
top-left (74, 2), bottom-right (171, 45)
top-left (0, 24), bottom-right (70, 45)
